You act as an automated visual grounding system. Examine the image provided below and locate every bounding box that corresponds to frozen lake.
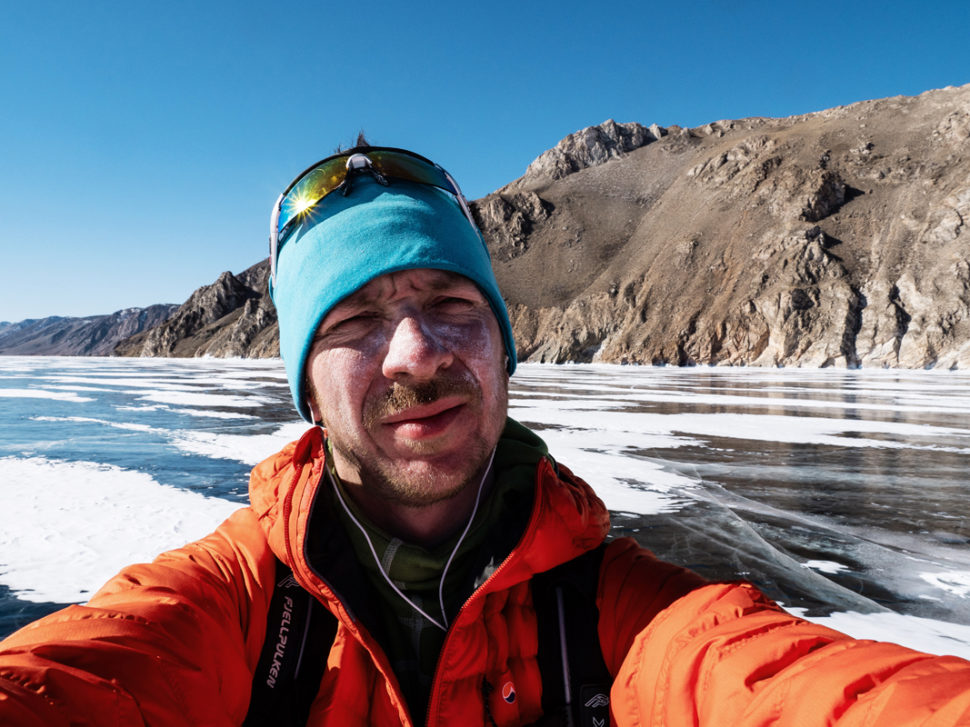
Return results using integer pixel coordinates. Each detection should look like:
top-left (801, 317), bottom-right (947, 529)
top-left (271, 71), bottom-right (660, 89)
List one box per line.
top-left (1, 357), bottom-right (969, 658)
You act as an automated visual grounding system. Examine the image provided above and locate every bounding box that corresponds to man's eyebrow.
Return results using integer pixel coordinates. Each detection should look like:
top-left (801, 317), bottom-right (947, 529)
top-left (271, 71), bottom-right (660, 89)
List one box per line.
top-left (335, 288), bottom-right (378, 308)
top-left (325, 272), bottom-right (478, 318)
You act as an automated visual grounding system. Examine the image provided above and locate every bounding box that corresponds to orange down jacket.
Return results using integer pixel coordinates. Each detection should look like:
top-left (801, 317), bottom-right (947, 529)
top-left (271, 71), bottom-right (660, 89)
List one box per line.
top-left (1, 425), bottom-right (970, 726)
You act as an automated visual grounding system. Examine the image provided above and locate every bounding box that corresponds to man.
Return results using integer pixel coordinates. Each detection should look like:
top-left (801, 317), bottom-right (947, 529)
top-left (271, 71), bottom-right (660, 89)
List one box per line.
top-left (1, 144), bottom-right (969, 726)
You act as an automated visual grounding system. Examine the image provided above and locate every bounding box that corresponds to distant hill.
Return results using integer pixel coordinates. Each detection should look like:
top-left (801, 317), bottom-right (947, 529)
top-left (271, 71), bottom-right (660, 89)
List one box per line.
top-left (0, 305), bottom-right (178, 356)
top-left (15, 84), bottom-right (970, 367)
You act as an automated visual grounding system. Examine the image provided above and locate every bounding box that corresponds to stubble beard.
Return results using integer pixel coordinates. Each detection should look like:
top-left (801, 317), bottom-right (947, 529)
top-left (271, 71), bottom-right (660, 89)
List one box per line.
top-left (328, 375), bottom-right (508, 508)
top-left (333, 432), bottom-right (493, 507)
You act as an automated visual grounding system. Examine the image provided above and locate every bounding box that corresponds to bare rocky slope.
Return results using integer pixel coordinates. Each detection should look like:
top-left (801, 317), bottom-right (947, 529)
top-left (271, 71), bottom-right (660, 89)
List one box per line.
top-left (115, 84), bottom-right (970, 367)
top-left (113, 261), bottom-right (278, 357)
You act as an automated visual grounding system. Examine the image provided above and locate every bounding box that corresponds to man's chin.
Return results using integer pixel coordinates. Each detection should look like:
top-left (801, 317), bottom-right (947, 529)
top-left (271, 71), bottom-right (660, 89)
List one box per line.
top-left (367, 448), bottom-right (491, 508)
top-left (370, 468), bottom-right (472, 508)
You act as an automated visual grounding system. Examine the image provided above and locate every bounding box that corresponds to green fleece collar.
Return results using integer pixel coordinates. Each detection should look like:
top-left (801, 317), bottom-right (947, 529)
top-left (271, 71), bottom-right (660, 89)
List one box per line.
top-left (329, 417), bottom-right (548, 589)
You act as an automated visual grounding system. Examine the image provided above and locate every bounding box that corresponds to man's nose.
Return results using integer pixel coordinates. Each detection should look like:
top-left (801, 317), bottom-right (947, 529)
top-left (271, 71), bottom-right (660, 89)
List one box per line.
top-left (382, 315), bottom-right (454, 381)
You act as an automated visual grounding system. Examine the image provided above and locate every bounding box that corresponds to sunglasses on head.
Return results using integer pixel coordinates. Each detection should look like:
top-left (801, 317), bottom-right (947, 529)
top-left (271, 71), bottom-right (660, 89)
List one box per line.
top-left (268, 146), bottom-right (480, 288)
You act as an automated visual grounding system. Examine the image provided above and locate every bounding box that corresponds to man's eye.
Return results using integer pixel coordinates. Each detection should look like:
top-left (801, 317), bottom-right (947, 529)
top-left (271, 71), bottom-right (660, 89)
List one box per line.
top-left (433, 296), bottom-right (475, 312)
top-left (330, 312), bottom-right (377, 331)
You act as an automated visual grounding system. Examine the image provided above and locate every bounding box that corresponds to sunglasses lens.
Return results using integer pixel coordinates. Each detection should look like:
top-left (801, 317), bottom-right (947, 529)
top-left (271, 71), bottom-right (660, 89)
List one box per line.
top-left (272, 149), bottom-right (478, 288)
top-left (368, 151), bottom-right (452, 191)
top-left (277, 157), bottom-right (348, 240)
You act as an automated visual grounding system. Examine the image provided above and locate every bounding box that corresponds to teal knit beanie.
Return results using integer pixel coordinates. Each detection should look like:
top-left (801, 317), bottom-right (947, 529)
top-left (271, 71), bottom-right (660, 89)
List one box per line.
top-left (270, 175), bottom-right (517, 422)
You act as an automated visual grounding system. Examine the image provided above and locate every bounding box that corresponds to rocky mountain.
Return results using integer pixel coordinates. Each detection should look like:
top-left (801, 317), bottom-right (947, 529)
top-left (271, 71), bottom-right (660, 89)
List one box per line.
top-left (114, 261), bottom-right (278, 357)
top-left (0, 305), bottom-right (179, 356)
top-left (22, 84), bottom-right (970, 368)
top-left (482, 84), bottom-right (970, 368)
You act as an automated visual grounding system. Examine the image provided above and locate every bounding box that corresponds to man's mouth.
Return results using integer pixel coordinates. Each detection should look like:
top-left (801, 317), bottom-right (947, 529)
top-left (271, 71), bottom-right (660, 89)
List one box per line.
top-left (363, 377), bottom-right (479, 435)
top-left (379, 397), bottom-right (467, 438)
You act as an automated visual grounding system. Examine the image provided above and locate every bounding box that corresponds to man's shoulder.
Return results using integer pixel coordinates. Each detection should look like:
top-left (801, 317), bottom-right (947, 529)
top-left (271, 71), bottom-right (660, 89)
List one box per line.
top-left (249, 426), bottom-right (324, 507)
top-left (253, 426), bottom-right (324, 473)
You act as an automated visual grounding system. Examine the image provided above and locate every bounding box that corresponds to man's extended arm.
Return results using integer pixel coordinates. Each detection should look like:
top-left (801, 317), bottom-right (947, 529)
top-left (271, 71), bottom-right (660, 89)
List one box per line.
top-left (0, 508), bottom-right (273, 727)
top-left (597, 538), bottom-right (970, 725)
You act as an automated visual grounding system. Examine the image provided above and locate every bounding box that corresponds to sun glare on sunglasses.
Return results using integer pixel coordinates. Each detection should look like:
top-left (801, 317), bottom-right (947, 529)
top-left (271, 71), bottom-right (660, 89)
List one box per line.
top-left (270, 147), bottom-right (484, 290)
top-left (289, 193), bottom-right (319, 217)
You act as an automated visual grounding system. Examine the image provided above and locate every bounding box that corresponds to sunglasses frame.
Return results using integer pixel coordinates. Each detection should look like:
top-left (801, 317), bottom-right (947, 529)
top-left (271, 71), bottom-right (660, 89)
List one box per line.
top-left (268, 147), bottom-right (481, 289)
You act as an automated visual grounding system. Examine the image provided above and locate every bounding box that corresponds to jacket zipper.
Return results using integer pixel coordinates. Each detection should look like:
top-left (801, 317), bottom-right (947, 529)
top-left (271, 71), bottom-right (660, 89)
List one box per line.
top-left (423, 459), bottom-right (552, 726)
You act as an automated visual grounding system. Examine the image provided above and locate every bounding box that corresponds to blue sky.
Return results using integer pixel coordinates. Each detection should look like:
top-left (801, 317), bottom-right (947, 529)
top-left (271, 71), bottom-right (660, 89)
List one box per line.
top-left (2, 0), bottom-right (969, 322)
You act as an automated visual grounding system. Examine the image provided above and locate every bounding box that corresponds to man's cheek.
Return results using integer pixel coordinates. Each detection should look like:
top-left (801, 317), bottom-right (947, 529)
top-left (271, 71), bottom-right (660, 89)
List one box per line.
top-left (437, 321), bottom-right (501, 360)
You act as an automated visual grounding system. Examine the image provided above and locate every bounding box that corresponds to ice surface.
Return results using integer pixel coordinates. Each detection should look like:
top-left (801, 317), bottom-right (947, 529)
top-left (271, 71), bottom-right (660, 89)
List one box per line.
top-left (2, 357), bottom-right (969, 661)
top-left (512, 404), bottom-right (969, 452)
top-left (171, 422), bottom-right (311, 465)
top-left (789, 607), bottom-right (970, 660)
top-left (0, 389), bottom-right (94, 402)
top-left (0, 457), bottom-right (240, 603)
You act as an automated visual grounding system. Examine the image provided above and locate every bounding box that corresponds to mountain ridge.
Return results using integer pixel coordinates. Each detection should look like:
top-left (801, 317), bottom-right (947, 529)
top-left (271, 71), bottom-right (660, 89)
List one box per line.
top-left (0, 305), bottom-right (179, 356)
top-left (4, 83), bottom-right (969, 368)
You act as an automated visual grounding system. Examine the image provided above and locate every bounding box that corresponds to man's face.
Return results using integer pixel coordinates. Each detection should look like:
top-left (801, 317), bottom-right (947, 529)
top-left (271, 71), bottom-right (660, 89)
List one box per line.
top-left (306, 268), bottom-right (509, 507)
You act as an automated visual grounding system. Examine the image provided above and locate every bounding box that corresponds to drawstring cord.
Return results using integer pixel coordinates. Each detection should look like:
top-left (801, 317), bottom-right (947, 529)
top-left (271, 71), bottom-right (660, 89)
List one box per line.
top-left (436, 446), bottom-right (495, 628)
top-left (556, 585), bottom-right (576, 727)
top-left (331, 447), bottom-right (497, 632)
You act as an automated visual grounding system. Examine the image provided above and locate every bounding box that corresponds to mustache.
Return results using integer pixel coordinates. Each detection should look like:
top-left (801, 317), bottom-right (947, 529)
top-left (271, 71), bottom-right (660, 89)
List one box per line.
top-left (364, 376), bottom-right (478, 427)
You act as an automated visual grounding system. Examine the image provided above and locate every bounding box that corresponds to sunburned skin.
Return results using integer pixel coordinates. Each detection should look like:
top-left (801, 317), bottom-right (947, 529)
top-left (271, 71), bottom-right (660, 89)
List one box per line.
top-left (305, 268), bottom-right (509, 544)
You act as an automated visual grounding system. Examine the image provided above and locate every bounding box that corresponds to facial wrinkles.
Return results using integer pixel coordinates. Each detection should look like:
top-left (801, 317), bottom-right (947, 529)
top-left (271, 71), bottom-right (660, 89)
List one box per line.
top-left (308, 270), bottom-right (509, 513)
top-left (424, 314), bottom-right (497, 365)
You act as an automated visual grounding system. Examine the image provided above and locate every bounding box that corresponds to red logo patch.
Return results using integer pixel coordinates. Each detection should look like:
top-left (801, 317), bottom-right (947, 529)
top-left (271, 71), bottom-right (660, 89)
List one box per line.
top-left (502, 680), bottom-right (516, 704)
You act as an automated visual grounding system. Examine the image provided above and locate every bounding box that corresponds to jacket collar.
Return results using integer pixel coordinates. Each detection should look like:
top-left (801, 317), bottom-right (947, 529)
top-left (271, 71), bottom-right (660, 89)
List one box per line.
top-left (247, 420), bottom-right (611, 608)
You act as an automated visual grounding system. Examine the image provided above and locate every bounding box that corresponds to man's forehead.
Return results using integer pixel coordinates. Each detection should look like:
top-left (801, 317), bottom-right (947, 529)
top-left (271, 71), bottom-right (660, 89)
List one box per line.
top-left (340, 269), bottom-right (479, 305)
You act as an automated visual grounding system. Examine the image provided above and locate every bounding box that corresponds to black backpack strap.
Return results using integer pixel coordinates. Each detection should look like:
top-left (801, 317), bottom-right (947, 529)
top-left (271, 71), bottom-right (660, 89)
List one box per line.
top-left (532, 542), bottom-right (612, 727)
top-left (243, 559), bottom-right (337, 727)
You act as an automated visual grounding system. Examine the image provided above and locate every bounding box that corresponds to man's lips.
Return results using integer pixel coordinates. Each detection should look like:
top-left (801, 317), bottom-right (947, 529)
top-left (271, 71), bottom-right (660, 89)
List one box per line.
top-left (379, 397), bottom-right (468, 436)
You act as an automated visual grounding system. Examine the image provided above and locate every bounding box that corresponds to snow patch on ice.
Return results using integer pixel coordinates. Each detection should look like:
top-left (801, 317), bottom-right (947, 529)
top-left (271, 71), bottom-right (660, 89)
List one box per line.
top-left (516, 419), bottom-right (696, 514)
top-left (802, 560), bottom-right (848, 574)
top-left (0, 457), bottom-right (240, 603)
top-left (137, 390), bottom-right (273, 408)
top-left (789, 607), bottom-right (970, 660)
top-left (32, 416), bottom-right (160, 433)
top-left (171, 422), bottom-right (311, 465)
top-left (511, 403), bottom-right (970, 453)
top-left (921, 571), bottom-right (970, 599)
top-left (0, 389), bottom-right (94, 403)
top-left (169, 407), bottom-right (258, 420)
top-left (42, 376), bottom-right (199, 390)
